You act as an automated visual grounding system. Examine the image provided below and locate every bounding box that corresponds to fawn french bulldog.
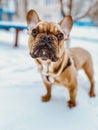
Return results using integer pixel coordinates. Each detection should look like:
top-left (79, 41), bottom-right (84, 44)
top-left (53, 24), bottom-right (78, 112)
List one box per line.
top-left (26, 9), bottom-right (95, 108)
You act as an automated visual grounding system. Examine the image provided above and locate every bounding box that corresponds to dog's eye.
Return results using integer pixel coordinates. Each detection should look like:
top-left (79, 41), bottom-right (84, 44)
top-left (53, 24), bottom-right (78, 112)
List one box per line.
top-left (57, 33), bottom-right (64, 40)
top-left (32, 29), bottom-right (38, 37)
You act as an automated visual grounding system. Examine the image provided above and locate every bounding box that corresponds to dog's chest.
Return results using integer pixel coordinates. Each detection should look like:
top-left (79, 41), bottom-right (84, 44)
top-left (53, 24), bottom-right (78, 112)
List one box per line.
top-left (41, 63), bottom-right (48, 75)
top-left (41, 63), bottom-right (55, 83)
top-left (41, 62), bottom-right (53, 75)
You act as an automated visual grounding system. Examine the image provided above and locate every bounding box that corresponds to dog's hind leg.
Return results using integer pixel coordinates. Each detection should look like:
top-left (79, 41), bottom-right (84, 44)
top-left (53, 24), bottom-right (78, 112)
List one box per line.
top-left (83, 59), bottom-right (95, 97)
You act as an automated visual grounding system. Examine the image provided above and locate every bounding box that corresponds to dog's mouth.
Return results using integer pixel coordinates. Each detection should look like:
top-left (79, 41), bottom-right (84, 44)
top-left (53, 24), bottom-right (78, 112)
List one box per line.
top-left (30, 44), bottom-right (58, 62)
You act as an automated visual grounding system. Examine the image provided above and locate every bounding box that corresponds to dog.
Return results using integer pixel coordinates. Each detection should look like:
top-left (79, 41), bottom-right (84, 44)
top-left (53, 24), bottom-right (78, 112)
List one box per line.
top-left (26, 9), bottom-right (95, 108)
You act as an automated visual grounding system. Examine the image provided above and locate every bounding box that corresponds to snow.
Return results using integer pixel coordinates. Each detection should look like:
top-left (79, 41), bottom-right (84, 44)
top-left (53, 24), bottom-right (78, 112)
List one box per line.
top-left (0, 26), bottom-right (98, 130)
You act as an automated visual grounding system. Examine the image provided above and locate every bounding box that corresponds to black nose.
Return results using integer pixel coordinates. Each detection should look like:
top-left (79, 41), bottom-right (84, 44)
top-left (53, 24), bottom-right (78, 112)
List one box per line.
top-left (41, 35), bottom-right (53, 42)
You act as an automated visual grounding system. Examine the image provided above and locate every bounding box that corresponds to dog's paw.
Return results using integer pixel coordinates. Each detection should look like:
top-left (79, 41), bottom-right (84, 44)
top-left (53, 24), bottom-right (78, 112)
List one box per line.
top-left (41, 94), bottom-right (51, 102)
top-left (89, 91), bottom-right (96, 97)
top-left (68, 100), bottom-right (76, 108)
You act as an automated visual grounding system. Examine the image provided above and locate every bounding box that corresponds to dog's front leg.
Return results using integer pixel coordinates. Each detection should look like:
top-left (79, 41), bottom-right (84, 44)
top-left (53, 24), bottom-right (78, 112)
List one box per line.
top-left (67, 80), bottom-right (77, 108)
top-left (41, 79), bottom-right (52, 102)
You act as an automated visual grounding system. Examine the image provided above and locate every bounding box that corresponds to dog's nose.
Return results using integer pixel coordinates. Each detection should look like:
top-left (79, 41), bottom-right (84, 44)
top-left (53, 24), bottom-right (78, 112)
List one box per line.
top-left (41, 35), bottom-right (53, 42)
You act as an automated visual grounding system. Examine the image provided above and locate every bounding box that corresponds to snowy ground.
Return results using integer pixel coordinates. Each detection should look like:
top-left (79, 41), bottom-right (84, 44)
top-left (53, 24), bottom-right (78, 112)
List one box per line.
top-left (0, 26), bottom-right (98, 130)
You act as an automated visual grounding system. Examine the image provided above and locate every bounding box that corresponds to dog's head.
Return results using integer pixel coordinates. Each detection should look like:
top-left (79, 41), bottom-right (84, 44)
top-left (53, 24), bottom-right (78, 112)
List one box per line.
top-left (26, 9), bottom-right (73, 62)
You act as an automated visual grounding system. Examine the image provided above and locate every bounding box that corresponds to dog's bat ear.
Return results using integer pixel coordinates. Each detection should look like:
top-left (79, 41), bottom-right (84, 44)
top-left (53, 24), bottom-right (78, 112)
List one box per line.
top-left (26, 9), bottom-right (40, 29)
top-left (59, 16), bottom-right (73, 39)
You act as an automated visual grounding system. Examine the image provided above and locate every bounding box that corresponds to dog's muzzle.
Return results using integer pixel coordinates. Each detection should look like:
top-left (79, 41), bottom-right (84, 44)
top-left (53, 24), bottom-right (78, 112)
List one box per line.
top-left (30, 35), bottom-right (58, 62)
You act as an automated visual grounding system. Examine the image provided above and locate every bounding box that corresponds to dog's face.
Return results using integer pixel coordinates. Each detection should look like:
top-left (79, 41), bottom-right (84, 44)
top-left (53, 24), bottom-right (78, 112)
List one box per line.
top-left (26, 10), bottom-right (73, 62)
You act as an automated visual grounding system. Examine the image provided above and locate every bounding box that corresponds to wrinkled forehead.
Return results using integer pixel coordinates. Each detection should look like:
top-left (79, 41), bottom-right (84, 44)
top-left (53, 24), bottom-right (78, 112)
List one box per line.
top-left (35, 21), bottom-right (62, 34)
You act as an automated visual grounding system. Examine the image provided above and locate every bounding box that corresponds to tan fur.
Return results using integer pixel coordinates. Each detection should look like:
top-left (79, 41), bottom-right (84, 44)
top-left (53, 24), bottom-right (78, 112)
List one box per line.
top-left (26, 9), bottom-right (95, 108)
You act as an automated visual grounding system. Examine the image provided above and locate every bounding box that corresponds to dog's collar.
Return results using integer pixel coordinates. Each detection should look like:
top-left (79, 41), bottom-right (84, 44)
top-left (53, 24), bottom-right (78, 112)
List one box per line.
top-left (62, 57), bottom-right (73, 72)
top-left (45, 57), bottom-right (73, 83)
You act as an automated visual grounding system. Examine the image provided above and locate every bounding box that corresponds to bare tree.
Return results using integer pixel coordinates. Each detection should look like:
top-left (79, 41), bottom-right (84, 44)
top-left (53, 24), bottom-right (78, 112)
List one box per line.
top-left (0, 0), bottom-right (2, 8)
top-left (60, 0), bottom-right (98, 22)
top-left (60, 0), bottom-right (66, 17)
top-left (59, 0), bottom-right (98, 47)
